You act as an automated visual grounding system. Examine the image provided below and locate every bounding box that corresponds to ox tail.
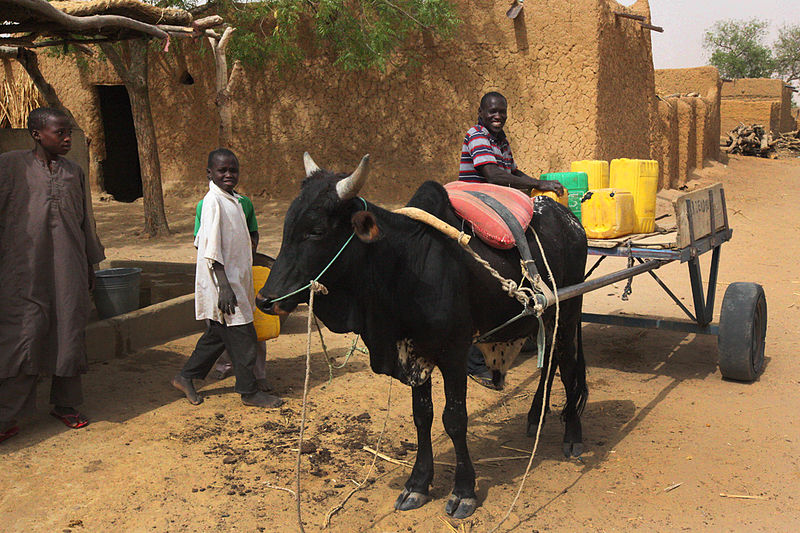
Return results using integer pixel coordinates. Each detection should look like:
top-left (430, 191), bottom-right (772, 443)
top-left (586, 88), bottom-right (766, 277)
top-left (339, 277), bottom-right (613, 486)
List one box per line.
top-left (575, 321), bottom-right (588, 417)
top-left (559, 314), bottom-right (589, 422)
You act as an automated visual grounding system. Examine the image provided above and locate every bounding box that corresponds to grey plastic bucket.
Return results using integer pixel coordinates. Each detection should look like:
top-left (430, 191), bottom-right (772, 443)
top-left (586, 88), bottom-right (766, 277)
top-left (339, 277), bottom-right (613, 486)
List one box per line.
top-left (93, 267), bottom-right (142, 319)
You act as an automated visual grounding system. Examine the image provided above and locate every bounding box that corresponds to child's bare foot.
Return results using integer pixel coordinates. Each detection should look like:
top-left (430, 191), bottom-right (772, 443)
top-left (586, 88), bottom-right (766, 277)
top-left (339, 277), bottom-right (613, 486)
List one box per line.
top-left (241, 391), bottom-right (283, 408)
top-left (256, 378), bottom-right (273, 392)
top-left (171, 374), bottom-right (203, 405)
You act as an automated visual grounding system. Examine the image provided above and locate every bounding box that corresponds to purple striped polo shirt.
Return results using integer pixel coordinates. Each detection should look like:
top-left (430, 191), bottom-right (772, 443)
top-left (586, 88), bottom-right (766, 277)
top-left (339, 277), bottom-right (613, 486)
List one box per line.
top-left (459, 124), bottom-right (516, 182)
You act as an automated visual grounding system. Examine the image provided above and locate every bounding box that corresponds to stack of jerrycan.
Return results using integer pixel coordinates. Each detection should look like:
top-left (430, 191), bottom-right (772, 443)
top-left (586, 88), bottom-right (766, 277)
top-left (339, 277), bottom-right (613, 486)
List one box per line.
top-left (537, 171), bottom-right (589, 221)
top-left (609, 158), bottom-right (659, 234)
top-left (571, 160), bottom-right (609, 190)
top-left (577, 158), bottom-right (658, 238)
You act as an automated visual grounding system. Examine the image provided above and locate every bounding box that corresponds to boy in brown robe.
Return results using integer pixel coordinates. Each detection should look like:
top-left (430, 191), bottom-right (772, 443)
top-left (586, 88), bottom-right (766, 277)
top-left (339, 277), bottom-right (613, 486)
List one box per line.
top-left (0, 107), bottom-right (105, 443)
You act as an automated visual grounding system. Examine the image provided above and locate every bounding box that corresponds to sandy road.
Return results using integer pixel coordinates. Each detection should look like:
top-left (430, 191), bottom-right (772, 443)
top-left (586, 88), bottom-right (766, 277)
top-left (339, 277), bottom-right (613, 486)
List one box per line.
top-left (1, 154), bottom-right (798, 532)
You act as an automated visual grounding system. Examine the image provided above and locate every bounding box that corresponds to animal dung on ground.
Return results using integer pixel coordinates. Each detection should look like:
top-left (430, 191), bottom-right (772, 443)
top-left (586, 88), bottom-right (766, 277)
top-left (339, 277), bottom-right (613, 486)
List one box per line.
top-left (723, 125), bottom-right (800, 158)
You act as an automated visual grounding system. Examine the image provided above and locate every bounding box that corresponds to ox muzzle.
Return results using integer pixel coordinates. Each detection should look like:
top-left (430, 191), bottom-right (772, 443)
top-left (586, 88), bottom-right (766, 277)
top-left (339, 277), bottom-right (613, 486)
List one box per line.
top-left (255, 291), bottom-right (295, 316)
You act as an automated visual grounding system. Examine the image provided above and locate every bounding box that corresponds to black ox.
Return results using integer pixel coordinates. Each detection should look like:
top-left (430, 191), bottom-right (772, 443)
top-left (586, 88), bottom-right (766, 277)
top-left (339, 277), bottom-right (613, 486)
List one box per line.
top-left (257, 154), bottom-right (588, 519)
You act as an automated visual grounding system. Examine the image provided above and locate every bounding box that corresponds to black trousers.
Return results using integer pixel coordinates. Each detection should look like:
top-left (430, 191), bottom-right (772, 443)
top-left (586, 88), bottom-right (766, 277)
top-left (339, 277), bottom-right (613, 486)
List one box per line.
top-left (467, 345), bottom-right (488, 375)
top-left (181, 320), bottom-right (258, 396)
top-left (0, 374), bottom-right (83, 422)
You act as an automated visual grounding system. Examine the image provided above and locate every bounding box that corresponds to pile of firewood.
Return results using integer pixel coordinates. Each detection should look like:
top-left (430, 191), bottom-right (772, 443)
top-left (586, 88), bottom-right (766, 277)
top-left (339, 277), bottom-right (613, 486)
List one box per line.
top-left (724, 124), bottom-right (800, 158)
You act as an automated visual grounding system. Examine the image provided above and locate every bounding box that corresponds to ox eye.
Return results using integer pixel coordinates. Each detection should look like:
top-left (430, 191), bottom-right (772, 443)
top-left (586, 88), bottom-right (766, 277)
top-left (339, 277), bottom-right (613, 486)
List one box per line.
top-left (304, 229), bottom-right (324, 240)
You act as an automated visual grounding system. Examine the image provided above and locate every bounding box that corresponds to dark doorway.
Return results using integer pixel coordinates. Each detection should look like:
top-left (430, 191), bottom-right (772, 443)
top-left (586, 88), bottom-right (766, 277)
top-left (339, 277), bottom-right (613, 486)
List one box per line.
top-left (96, 85), bottom-right (142, 202)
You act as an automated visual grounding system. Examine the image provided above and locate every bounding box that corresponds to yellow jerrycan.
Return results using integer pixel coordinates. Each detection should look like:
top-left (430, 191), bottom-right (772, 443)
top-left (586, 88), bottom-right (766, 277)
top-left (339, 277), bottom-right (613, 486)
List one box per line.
top-left (571, 160), bottom-right (609, 190)
top-left (581, 189), bottom-right (635, 239)
top-left (252, 266), bottom-right (280, 341)
top-left (610, 158), bottom-right (658, 233)
top-left (531, 189), bottom-right (569, 207)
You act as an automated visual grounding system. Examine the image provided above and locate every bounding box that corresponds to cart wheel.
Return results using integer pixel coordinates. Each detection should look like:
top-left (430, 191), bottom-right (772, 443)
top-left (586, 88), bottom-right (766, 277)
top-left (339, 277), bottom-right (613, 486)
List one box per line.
top-left (718, 282), bottom-right (767, 382)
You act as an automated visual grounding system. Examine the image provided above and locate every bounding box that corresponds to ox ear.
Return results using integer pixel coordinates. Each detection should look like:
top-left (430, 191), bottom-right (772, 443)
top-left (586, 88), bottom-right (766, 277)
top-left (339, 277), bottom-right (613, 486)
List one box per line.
top-left (351, 211), bottom-right (381, 243)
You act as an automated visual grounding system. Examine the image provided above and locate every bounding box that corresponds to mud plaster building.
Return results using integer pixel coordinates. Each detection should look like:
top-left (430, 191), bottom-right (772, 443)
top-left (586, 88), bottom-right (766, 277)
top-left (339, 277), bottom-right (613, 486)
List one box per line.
top-left (654, 66), bottom-right (722, 189)
top-left (1, 0), bottom-right (660, 203)
top-left (720, 78), bottom-right (797, 138)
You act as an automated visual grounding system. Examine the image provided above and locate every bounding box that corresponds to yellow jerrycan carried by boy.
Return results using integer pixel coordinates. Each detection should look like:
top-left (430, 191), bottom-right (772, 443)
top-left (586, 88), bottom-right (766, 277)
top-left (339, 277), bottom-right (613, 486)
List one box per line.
top-left (252, 266), bottom-right (280, 341)
top-left (610, 158), bottom-right (658, 234)
top-left (581, 189), bottom-right (635, 239)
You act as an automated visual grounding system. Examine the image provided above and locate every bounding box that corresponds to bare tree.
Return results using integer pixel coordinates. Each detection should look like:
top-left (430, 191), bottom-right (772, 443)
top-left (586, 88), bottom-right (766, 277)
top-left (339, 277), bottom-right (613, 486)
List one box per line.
top-left (100, 41), bottom-right (170, 236)
top-left (207, 26), bottom-right (243, 147)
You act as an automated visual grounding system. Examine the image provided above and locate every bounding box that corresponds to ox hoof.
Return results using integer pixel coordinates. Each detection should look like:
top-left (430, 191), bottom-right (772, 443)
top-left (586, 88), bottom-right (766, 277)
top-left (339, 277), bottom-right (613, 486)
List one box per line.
top-left (394, 489), bottom-right (429, 511)
top-left (562, 441), bottom-right (583, 458)
top-left (445, 494), bottom-right (478, 519)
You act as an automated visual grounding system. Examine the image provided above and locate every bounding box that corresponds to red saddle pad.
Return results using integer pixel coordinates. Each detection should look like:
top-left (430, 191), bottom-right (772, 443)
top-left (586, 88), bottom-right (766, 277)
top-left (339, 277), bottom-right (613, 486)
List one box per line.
top-left (444, 181), bottom-right (534, 249)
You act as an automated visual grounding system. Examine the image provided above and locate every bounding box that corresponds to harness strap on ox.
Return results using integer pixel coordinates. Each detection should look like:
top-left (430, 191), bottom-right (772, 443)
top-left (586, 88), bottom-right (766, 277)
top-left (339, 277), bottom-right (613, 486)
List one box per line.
top-left (464, 191), bottom-right (557, 308)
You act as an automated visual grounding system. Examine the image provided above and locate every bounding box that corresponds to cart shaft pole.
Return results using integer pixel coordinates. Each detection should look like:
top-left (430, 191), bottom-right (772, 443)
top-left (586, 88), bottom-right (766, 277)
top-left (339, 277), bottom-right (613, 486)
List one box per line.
top-left (558, 259), bottom-right (668, 303)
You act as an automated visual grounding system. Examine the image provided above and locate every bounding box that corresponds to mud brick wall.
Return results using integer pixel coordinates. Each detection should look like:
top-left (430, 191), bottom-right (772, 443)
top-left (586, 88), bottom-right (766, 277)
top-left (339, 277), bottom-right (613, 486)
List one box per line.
top-left (651, 98), bottom-right (678, 189)
top-left (595, 1), bottom-right (656, 162)
top-left (779, 85), bottom-right (795, 132)
top-left (1, 0), bottom-right (658, 201)
top-left (654, 66), bottom-right (721, 163)
top-left (693, 98), bottom-right (709, 169)
top-left (720, 100), bottom-right (781, 137)
top-left (721, 78), bottom-right (794, 136)
top-left (675, 98), bottom-right (696, 188)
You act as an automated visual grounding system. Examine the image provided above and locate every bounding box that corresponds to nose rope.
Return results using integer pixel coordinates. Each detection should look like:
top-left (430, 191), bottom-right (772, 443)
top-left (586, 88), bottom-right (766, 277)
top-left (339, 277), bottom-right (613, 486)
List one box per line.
top-left (267, 197), bottom-right (367, 305)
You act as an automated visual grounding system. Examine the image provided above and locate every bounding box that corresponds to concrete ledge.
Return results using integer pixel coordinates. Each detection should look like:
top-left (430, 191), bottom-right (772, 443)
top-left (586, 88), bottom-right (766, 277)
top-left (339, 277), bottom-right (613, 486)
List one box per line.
top-left (86, 293), bottom-right (203, 362)
top-left (108, 259), bottom-right (195, 275)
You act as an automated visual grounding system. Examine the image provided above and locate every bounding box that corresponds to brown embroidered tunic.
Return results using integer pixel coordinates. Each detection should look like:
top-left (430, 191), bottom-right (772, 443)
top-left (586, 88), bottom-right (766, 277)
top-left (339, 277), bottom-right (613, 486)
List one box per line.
top-left (0, 150), bottom-right (105, 378)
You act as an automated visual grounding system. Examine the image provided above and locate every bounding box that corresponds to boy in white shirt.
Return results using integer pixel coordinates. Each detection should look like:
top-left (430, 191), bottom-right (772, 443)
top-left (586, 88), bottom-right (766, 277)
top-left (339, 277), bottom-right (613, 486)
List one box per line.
top-left (171, 149), bottom-right (283, 408)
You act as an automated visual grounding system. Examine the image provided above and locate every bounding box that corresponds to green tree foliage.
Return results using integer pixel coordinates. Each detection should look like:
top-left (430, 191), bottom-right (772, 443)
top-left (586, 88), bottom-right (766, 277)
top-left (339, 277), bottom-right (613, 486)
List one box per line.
top-left (703, 18), bottom-right (775, 79)
top-left (203, 0), bottom-right (460, 72)
top-left (774, 24), bottom-right (800, 84)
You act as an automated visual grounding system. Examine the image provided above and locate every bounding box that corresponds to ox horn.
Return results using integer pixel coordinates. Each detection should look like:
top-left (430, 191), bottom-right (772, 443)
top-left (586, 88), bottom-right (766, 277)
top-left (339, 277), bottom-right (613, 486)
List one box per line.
top-left (303, 152), bottom-right (321, 177)
top-left (335, 154), bottom-right (370, 200)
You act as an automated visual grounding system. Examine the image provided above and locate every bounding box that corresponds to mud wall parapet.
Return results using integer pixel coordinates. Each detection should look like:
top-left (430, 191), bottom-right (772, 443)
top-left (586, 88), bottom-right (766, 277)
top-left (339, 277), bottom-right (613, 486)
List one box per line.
top-left (2, 0), bottom-right (658, 201)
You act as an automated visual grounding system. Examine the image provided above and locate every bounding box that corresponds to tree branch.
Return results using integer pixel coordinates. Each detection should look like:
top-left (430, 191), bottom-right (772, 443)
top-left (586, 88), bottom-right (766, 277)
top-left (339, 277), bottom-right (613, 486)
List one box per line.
top-left (99, 42), bottom-right (132, 85)
top-left (8, 0), bottom-right (170, 40)
top-left (0, 46), bottom-right (79, 126)
top-left (380, 0), bottom-right (430, 30)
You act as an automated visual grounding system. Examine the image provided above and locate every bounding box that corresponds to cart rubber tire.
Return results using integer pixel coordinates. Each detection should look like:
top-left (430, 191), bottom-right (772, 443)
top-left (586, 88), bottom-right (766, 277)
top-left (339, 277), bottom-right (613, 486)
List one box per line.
top-left (718, 282), bottom-right (767, 382)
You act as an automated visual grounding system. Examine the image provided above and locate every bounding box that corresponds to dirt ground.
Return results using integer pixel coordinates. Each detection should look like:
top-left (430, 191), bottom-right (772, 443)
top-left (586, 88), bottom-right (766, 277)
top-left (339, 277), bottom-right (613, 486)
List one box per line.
top-left (2, 155), bottom-right (799, 532)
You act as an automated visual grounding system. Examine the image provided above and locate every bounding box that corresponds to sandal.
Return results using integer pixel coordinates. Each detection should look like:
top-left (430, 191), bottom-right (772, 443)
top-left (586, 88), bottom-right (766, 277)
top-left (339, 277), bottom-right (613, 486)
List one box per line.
top-left (0, 425), bottom-right (19, 444)
top-left (50, 410), bottom-right (89, 429)
top-left (468, 371), bottom-right (504, 391)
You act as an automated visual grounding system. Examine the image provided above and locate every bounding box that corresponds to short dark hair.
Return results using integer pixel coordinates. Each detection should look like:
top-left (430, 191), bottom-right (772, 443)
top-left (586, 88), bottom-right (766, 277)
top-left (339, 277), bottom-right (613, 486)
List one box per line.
top-left (207, 148), bottom-right (238, 168)
top-left (479, 91), bottom-right (507, 109)
top-left (27, 107), bottom-right (69, 134)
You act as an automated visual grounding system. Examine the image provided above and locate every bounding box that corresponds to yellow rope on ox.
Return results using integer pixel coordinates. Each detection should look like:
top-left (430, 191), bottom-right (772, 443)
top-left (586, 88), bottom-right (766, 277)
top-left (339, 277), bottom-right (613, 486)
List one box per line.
top-left (456, 233), bottom-right (541, 313)
top-left (489, 225), bottom-right (561, 533)
top-left (323, 376), bottom-right (393, 528)
top-left (289, 279), bottom-right (394, 531)
top-left (295, 280), bottom-right (328, 533)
